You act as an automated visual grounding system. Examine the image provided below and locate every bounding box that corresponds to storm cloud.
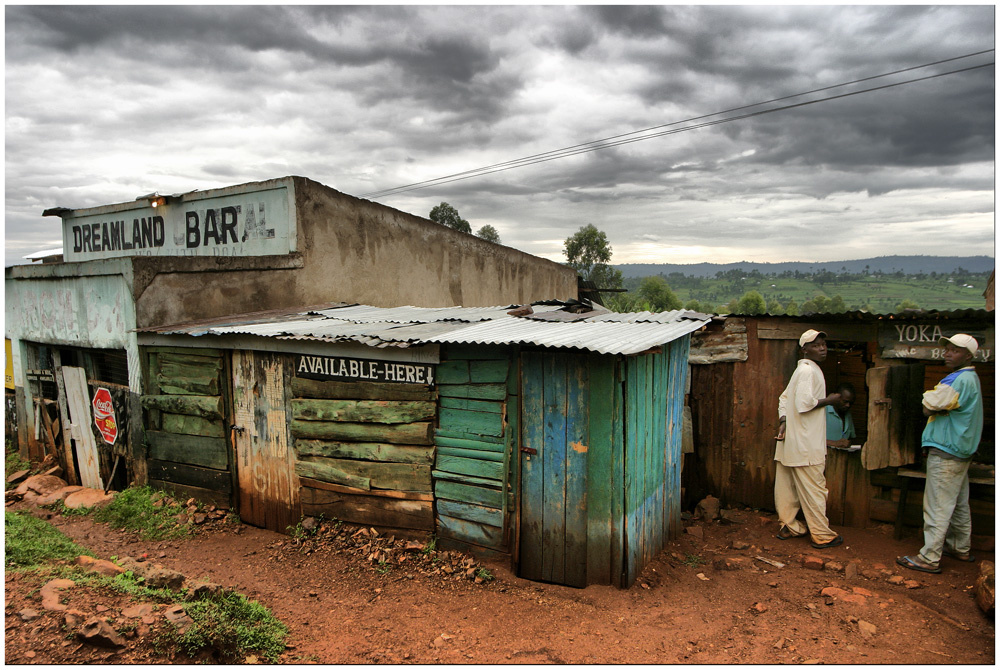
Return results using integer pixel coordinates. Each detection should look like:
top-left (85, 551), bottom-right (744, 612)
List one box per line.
top-left (4, 5), bottom-right (994, 267)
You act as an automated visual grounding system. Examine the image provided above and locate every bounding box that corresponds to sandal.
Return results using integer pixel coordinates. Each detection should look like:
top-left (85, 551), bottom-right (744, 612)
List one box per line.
top-left (776, 526), bottom-right (802, 540)
top-left (942, 549), bottom-right (976, 562)
top-left (810, 534), bottom-right (843, 549)
top-left (897, 555), bottom-right (942, 574)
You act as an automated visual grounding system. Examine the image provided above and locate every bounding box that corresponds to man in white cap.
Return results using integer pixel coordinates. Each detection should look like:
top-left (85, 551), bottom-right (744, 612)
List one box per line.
top-left (898, 333), bottom-right (983, 574)
top-left (774, 329), bottom-right (844, 548)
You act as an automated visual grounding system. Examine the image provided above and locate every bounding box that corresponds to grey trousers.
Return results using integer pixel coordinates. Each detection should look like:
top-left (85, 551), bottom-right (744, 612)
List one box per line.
top-left (918, 451), bottom-right (972, 567)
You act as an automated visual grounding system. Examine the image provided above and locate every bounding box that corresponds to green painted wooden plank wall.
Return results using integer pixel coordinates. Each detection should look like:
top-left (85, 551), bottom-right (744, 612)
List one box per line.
top-left (432, 345), bottom-right (512, 554)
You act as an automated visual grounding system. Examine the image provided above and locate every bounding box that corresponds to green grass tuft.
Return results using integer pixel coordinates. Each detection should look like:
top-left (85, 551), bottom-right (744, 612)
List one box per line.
top-left (5, 441), bottom-right (30, 489)
top-left (91, 486), bottom-right (192, 540)
top-left (174, 591), bottom-right (289, 663)
top-left (5, 511), bottom-right (94, 568)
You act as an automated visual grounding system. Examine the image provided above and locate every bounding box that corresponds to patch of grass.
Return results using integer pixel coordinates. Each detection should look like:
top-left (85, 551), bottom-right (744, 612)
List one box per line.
top-left (682, 553), bottom-right (706, 568)
top-left (90, 486), bottom-right (192, 540)
top-left (422, 537), bottom-right (437, 555)
top-left (172, 590), bottom-right (289, 663)
top-left (72, 570), bottom-right (181, 603)
top-left (5, 511), bottom-right (94, 568)
top-left (376, 559), bottom-right (391, 575)
top-left (5, 441), bottom-right (30, 489)
top-left (476, 567), bottom-right (494, 582)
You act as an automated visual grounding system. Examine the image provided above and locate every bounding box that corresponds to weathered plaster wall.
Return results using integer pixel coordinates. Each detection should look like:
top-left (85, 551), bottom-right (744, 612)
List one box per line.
top-left (132, 177), bottom-right (577, 327)
top-left (5, 270), bottom-right (135, 350)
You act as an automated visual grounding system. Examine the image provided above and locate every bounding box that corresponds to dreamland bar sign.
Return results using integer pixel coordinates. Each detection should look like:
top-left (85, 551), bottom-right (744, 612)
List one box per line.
top-left (296, 354), bottom-right (435, 385)
top-left (61, 184), bottom-right (294, 262)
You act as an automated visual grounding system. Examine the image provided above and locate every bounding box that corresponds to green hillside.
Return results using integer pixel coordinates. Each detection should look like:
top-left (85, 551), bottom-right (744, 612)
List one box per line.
top-left (616, 268), bottom-right (991, 314)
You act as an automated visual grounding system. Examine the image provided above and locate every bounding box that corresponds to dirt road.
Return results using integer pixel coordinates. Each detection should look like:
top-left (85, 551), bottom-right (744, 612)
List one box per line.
top-left (4, 504), bottom-right (994, 664)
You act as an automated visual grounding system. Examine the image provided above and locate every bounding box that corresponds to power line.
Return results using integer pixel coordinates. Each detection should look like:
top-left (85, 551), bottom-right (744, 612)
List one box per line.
top-left (360, 50), bottom-right (994, 200)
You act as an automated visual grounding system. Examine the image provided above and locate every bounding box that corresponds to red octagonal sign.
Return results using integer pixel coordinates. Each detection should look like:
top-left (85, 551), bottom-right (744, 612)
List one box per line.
top-left (92, 387), bottom-right (118, 445)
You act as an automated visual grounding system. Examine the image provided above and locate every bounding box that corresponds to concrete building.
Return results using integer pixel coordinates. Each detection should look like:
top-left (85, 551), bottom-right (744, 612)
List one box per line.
top-left (5, 176), bottom-right (577, 487)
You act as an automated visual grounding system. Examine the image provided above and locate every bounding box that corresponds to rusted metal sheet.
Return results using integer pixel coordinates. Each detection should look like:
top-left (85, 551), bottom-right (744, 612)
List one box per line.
top-left (232, 350), bottom-right (300, 532)
top-left (755, 318), bottom-right (875, 343)
top-left (730, 329), bottom-right (797, 510)
top-left (689, 317), bottom-right (748, 364)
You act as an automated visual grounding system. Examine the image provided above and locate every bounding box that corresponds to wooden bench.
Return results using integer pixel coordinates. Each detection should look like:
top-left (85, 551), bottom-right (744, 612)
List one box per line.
top-left (894, 466), bottom-right (996, 539)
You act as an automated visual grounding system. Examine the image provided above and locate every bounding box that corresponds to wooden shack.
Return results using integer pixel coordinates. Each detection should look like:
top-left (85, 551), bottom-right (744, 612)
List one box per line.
top-left (686, 310), bottom-right (994, 541)
top-left (138, 302), bottom-right (709, 588)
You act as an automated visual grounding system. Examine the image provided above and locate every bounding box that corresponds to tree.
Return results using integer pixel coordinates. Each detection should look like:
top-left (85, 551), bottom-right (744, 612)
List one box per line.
top-left (896, 298), bottom-right (920, 312)
top-left (736, 290), bottom-right (766, 315)
top-left (766, 298), bottom-right (783, 315)
top-left (636, 276), bottom-right (682, 311)
top-left (828, 295), bottom-right (847, 313)
top-left (563, 224), bottom-right (623, 289)
top-left (475, 225), bottom-right (501, 244)
top-left (785, 299), bottom-right (799, 316)
top-left (429, 202), bottom-right (471, 234)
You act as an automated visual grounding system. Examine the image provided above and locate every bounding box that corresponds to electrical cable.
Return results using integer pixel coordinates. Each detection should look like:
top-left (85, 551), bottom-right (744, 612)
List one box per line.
top-left (360, 51), bottom-right (994, 200)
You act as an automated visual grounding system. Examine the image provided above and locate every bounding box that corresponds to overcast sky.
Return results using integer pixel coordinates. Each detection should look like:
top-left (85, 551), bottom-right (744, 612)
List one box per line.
top-left (4, 5), bottom-right (995, 268)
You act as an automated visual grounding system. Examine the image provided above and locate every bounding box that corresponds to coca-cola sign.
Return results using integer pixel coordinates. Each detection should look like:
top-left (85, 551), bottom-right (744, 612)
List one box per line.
top-left (91, 386), bottom-right (118, 445)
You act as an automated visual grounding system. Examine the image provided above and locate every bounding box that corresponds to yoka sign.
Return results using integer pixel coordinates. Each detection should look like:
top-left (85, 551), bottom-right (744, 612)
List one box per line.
top-left (91, 387), bottom-right (118, 445)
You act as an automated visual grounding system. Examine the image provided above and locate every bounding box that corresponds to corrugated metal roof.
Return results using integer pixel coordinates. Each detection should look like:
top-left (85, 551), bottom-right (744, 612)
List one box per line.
top-left (309, 303), bottom-right (563, 323)
top-left (141, 301), bottom-right (712, 355)
top-left (426, 317), bottom-right (708, 355)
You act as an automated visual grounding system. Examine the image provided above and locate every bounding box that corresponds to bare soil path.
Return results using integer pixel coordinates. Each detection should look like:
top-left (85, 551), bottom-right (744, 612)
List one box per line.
top-left (5, 502), bottom-right (994, 664)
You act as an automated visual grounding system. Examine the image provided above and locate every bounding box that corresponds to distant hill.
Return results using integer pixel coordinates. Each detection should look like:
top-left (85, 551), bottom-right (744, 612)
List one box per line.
top-left (616, 255), bottom-right (995, 278)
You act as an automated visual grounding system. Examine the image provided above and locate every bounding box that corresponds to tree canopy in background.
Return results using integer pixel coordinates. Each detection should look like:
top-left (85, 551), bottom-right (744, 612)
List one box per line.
top-left (475, 224), bottom-right (501, 244)
top-left (636, 276), bottom-right (682, 311)
top-left (563, 224), bottom-right (623, 289)
top-left (429, 202), bottom-right (471, 234)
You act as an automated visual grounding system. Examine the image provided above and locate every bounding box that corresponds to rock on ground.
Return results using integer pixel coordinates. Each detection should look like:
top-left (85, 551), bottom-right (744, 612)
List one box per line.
top-left (78, 618), bottom-right (126, 648)
top-left (974, 560), bottom-right (994, 616)
top-left (75, 555), bottom-right (126, 577)
top-left (39, 579), bottom-right (76, 611)
top-left (63, 488), bottom-right (115, 509)
top-left (15, 474), bottom-right (68, 498)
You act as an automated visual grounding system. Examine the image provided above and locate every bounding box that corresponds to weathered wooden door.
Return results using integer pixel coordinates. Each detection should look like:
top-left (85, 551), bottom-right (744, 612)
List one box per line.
top-left (61, 366), bottom-right (103, 490)
top-left (862, 364), bottom-right (925, 470)
top-left (519, 351), bottom-right (590, 587)
top-left (231, 351), bottom-right (300, 532)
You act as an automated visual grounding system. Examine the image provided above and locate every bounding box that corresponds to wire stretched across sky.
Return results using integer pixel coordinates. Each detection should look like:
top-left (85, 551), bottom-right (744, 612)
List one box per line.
top-left (359, 49), bottom-right (994, 200)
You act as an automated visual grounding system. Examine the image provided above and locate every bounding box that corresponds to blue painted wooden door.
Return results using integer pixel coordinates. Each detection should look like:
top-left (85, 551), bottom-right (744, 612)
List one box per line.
top-left (519, 351), bottom-right (589, 587)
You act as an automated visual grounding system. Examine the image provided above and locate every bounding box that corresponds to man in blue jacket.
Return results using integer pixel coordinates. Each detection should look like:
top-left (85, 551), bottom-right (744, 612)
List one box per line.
top-left (897, 334), bottom-right (983, 574)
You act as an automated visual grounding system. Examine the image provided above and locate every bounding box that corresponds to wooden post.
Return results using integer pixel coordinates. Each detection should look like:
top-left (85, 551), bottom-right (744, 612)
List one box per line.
top-left (51, 351), bottom-right (79, 485)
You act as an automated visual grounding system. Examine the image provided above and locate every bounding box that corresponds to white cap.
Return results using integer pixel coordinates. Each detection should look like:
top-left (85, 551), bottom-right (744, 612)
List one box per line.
top-left (938, 333), bottom-right (978, 356)
top-left (799, 329), bottom-right (827, 348)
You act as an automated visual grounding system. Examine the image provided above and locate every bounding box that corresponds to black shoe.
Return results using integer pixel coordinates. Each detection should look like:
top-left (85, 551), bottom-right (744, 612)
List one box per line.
top-left (810, 534), bottom-right (843, 549)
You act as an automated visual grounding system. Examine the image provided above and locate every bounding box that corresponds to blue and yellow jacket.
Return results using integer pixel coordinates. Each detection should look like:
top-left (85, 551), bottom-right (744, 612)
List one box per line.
top-left (921, 366), bottom-right (983, 459)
